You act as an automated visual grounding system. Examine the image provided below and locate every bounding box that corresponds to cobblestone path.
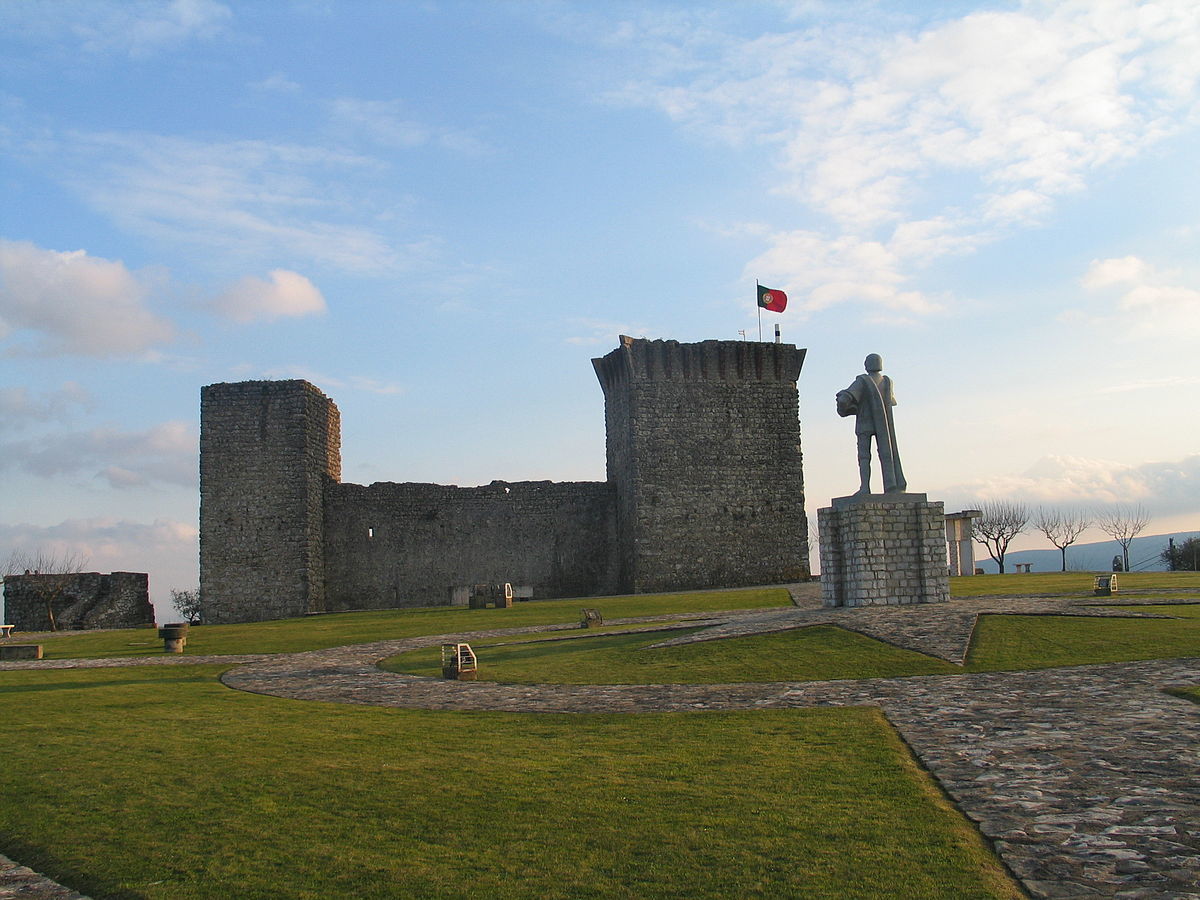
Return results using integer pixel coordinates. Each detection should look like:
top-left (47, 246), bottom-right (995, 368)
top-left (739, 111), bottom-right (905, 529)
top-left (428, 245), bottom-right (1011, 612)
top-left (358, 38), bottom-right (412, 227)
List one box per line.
top-left (3, 594), bottom-right (1199, 898)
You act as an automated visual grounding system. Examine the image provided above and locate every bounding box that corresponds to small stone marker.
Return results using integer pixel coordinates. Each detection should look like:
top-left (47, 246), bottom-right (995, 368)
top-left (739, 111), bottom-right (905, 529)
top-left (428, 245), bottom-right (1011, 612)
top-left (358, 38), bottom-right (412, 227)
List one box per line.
top-left (0, 644), bottom-right (42, 661)
top-left (580, 608), bottom-right (603, 628)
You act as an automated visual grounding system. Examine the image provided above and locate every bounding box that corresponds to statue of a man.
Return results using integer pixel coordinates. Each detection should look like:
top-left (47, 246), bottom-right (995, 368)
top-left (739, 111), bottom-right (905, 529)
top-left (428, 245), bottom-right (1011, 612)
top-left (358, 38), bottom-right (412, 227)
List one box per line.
top-left (836, 353), bottom-right (907, 494)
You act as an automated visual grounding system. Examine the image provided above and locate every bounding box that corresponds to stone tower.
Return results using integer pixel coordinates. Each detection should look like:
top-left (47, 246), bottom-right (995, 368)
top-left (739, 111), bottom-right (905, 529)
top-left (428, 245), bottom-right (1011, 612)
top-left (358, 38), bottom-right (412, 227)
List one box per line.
top-left (199, 380), bottom-right (340, 623)
top-left (592, 336), bottom-right (809, 594)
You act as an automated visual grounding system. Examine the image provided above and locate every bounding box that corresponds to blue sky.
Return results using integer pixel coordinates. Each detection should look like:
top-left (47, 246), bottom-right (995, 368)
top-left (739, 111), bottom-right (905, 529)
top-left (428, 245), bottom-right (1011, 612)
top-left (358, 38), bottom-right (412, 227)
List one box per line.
top-left (2, 0), bottom-right (1199, 618)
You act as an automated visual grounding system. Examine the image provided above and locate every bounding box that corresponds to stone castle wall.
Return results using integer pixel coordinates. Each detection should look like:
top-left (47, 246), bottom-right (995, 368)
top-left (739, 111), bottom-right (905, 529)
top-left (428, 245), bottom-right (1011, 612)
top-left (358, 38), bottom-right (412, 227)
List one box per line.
top-left (3, 572), bottom-right (153, 631)
top-left (323, 480), bottom-right (619, 609)
top-left (200, 336), bottom-right (810, 623)
top-left (594, 338), bottom-right (810, 593)
top-left (200, 380), bottom-right (340, 624)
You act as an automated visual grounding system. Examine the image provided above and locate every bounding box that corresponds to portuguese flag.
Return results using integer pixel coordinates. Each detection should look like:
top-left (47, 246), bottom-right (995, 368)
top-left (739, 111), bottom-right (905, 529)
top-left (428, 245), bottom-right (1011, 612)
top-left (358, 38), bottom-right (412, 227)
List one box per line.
top-left (757, 283), bottom-right (787, 313)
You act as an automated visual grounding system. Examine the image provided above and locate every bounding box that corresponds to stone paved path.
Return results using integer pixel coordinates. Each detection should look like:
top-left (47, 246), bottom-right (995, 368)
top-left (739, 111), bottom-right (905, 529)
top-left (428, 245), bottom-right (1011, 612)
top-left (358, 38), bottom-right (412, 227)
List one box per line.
top-left (3, 593), bottom-right (1199, 899)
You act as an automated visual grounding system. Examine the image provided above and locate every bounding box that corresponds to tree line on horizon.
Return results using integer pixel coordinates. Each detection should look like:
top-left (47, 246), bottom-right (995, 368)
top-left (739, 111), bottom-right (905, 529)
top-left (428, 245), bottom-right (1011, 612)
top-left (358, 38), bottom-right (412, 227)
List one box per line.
top-left (971, 501), bottom-right (1196, 574)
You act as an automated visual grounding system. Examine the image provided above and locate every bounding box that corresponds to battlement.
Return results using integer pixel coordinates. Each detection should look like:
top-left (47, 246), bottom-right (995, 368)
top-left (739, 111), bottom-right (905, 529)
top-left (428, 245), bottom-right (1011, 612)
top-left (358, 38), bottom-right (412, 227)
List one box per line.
top-left (593, 336), bottom-right (806, 388)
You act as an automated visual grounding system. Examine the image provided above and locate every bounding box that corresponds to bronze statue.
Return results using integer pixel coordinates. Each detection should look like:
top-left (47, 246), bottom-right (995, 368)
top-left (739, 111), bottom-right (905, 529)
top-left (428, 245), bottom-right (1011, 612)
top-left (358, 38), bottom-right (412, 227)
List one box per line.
top-left (836, 353), bottom-right (906, 494)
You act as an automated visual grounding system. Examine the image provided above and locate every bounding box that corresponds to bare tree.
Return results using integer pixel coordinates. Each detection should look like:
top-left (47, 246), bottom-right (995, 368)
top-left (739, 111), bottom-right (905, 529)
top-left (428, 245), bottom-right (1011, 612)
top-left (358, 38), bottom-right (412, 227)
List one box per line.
top-left (171, 588), bottom-right (204, 624)
top-left (1096, 504), bottom-right (1151, 573)
top-left (2, 549), bottom-right (90, 631)
top-left (973, 501), bottom-right (1029, 574)
top-left (1032, 507), bottom-right (1092, 572)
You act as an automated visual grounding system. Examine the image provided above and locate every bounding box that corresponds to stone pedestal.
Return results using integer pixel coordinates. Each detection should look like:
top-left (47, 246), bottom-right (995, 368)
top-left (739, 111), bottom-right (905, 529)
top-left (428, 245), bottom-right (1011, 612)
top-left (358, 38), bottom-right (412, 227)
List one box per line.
top-left (818, 493), bottom-right (948, 607)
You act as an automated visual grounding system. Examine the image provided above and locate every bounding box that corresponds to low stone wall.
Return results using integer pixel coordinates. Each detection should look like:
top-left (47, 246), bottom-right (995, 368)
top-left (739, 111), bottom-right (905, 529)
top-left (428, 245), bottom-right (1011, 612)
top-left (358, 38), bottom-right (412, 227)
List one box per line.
top-left (2, 572), bottom-right (154, 631)
top-left (818, 494), bottom-right (948, 607)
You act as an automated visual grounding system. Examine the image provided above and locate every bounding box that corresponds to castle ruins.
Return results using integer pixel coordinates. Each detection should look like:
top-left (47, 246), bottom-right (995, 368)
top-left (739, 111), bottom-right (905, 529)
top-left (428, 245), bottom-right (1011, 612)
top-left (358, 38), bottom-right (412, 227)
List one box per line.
top-left (200, 336), bottom-right (810, 623)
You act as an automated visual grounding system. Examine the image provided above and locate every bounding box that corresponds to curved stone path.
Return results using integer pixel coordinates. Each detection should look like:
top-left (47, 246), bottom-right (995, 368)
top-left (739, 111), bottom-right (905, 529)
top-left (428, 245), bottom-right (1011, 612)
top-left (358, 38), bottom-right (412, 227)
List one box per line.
top-left (3, 593), bottom-right (1199, 899)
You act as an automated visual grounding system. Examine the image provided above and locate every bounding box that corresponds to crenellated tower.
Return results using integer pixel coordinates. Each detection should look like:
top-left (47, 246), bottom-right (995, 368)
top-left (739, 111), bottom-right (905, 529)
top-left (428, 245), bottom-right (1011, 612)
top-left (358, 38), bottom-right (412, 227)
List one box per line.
top-left (592, 336), bottom-right (809, 594)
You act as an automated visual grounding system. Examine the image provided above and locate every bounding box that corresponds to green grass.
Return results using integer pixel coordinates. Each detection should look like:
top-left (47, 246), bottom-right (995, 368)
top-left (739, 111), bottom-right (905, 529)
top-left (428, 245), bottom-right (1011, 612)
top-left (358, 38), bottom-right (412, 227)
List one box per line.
top-left (7, 584), bottom-right (1200, 898)
top-left (14, 588), bottom-right (790, 660)
top-left (383, 604), bottom-right (1200, 684)
top-left (1166, 686), bottom-right (1200, 704)
top-left (0, 665), bottom-right (1021, 900)
top-left (965, 604), bottom-right (1200, 671)
top-left (950, 570), bottom-right (1200, 597)
top-left (383, 626), bottom-right (960, 683)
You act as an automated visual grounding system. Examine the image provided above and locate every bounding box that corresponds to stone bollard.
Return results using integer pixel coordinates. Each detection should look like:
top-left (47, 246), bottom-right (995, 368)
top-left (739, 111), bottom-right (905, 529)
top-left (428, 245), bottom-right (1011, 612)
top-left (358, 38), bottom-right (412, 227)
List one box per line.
top-left (158, 622), bottom-right (190, 653)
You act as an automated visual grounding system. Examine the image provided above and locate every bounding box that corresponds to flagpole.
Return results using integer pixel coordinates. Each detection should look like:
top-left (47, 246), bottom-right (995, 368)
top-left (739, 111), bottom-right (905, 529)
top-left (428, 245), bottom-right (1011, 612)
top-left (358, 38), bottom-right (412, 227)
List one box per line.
top-left (756, 280), bottom-right (762, 342)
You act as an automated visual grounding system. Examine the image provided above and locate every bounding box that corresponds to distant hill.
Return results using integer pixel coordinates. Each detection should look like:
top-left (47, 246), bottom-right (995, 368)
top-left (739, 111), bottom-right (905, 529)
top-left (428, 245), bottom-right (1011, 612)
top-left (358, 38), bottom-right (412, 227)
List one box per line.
top-left (975, 531), bottom-right (1199, 574)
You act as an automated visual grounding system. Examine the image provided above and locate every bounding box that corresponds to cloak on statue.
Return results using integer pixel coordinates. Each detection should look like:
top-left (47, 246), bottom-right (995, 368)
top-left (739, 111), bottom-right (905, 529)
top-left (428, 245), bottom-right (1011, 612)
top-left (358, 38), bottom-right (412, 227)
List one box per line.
top-left (836, 373), bottom-right (906, 494)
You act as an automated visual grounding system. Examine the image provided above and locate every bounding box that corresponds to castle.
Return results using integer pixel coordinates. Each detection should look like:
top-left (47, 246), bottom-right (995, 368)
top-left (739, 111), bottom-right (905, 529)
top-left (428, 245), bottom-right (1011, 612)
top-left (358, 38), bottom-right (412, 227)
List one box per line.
top-left (199, 336), bottom-right (810, 623)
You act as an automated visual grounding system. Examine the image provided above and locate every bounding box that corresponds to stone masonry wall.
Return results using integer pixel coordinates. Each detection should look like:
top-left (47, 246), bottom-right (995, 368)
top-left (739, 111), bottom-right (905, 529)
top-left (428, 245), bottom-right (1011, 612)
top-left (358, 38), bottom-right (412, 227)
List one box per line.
top-left (200, 380), bottom-right (340, 624)
top-left (3, 572), bottom-right (153, 631)
top-left (200, 336), bottom-right (811, 622)
top-left (323, 479), bottom-right (619, 609)
top-left (818, 496), bottom-right (948, 607)
top-left (594, 338), bottom-right (810, 593)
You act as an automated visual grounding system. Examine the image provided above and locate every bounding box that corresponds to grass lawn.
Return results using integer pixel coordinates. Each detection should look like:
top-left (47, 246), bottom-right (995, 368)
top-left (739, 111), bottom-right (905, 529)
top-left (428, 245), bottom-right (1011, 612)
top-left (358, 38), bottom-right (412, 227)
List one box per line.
top-left (13, 588), bottom-right (790, 660)
top-left (382, 626), bottom-right (960, 683)
top-left (5, 581), bottom-right (1199, 898)
top-left (382, 604), bottom-right (1200, 684)
top-left (0, 665), bottom-right (1021, 900)
top-left (950, 570), bottom-right (1200, 597)
top-left (1167, 686), bottom-right (1200, 704)
top-left (966, 604), bottom-right (1200, 670)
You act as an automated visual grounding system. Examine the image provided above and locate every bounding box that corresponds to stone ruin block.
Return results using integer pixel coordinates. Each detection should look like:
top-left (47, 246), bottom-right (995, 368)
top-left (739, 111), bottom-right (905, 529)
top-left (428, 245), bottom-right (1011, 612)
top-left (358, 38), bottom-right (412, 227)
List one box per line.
top-left (2, 572), bottom-right (154, 632)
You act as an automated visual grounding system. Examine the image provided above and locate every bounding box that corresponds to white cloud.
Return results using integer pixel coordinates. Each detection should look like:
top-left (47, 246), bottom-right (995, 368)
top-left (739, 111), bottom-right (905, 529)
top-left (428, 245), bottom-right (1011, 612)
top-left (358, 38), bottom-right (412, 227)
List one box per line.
top-left (38, 131), bottom-right (405, 274)
top-left (949, 453), bottom-right (1200, 517)
top-left (0, 240), bottom-right (175, 357)
top-left (610, 0), bottom-right (1200, 315)
top-left (0, 421), bottom-right (198, 488)
top-left (0, 382), bottom-right (93, 426)
top-left (743, 228), bottom-right (951, 318)
top-left (1081, 255), bottom-right (1152, 289)
top-left (251, 72), bottom-right (301, 93)
top-left (0, 0), bottom-right (232, 57)
top-left (212, 269), bottom-right (327, 323)
top-left (327, 98), bottom-right (488, 155)
top-left (329, 98), bottom-right (432, 149)
top-left (1073, 255), bottom-right (1200, 339)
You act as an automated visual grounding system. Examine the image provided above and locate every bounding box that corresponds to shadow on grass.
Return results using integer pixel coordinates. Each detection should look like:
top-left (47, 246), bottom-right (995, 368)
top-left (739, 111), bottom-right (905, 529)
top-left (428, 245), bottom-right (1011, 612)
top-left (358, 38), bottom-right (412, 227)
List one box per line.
top-left (0, 673), bottom-right (214, 695)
